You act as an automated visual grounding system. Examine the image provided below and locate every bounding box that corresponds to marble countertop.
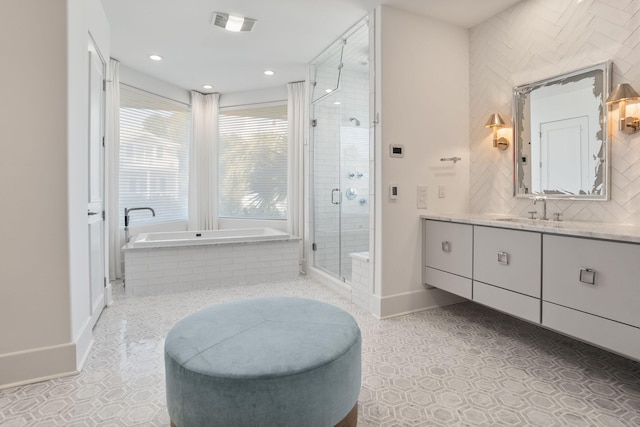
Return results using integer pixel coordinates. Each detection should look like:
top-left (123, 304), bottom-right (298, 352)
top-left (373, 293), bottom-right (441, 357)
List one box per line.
top-left (421, 213), bottom-right (640, 244)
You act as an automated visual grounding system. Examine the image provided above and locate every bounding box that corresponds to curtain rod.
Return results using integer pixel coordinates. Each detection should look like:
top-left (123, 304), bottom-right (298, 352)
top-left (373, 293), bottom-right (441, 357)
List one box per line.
top-left (120, 82), bottom-right (190, 107)
top-left (220, 99), bottom-right (287, 109)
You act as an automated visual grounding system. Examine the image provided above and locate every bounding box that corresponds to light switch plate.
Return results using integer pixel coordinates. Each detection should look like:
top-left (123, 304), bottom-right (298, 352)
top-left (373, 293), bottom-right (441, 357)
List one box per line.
top-left (417, 185), bottom-right (428, 209)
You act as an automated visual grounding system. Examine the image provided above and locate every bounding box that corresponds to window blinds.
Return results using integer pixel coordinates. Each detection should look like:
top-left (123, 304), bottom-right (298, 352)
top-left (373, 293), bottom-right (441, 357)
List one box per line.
top-left (218, 103), bottom-right (288, 220)
top-left (119, 85), bottom-right (191, 226)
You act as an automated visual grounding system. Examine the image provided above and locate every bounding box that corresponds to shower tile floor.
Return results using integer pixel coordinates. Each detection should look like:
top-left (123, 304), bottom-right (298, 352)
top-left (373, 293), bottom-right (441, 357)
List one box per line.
top-left (2, 277), bottom-right (640, 426)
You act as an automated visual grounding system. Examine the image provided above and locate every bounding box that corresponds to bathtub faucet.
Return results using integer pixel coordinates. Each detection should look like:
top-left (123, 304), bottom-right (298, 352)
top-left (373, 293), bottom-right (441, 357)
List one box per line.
top-left (124, 207), bottom-right (156, 243)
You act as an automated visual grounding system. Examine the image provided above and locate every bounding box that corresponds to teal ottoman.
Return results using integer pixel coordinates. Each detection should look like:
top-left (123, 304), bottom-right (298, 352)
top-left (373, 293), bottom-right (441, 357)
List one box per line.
top-left (164, 297), bottom-right (362, 427)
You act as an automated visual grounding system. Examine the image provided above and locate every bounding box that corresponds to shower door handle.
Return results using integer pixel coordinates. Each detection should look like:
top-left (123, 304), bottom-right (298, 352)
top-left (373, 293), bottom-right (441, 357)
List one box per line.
top-left (331, 188), bottom-right (341, 205)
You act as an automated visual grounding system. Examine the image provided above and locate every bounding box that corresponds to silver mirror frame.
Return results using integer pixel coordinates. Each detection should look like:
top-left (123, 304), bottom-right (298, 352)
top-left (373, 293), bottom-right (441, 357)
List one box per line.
top-left (513, 61), bottom-right (612, 200)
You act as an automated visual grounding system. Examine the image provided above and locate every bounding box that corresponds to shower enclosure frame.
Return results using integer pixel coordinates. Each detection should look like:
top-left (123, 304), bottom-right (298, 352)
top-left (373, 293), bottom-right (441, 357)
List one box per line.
top-left (307, 16), bottom-right (374, 287)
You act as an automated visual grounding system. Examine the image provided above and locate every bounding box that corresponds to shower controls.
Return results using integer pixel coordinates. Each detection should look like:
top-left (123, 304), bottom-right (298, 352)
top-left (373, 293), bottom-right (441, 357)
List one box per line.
top-left (389, 144), bottom-right (404, 158)
top-left (346, 188), bottom-right (358, 200)
top-left (359, 198), bottom-right (367, 205)
top-left (348, 172), bottom-right (355, 179)
top-left (356, 172), bottom-right (364, 179)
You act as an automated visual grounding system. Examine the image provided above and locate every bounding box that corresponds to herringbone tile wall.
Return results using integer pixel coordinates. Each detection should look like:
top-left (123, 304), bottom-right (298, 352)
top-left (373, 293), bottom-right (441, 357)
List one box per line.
top-left (469, 0), bottom-right (640, 225)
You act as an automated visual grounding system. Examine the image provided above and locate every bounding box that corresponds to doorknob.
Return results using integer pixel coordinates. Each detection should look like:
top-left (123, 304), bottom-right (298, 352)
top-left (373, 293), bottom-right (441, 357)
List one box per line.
top-left (88, 210), bottom-right (99, 216)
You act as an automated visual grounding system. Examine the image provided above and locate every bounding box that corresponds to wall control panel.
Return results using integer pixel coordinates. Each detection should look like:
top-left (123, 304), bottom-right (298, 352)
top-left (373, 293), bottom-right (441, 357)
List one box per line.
top-left (389, 144), bottom-right (404, 158)
top-left (390, 184), bottom-right (399, 200)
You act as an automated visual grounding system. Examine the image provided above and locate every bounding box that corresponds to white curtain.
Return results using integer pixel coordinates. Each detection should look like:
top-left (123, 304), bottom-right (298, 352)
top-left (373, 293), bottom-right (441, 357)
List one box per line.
top-left (189, 92), bottom-right (220, 230)
top-left (287, 82), bottom-right (306, 240)
top-left (106, 59), bottom-right (122, 280)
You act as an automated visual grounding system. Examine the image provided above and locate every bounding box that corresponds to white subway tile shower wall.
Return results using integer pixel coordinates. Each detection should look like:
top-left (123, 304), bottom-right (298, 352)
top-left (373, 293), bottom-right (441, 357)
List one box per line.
top-left (469, 0), bottom-right (640, 225)
top-left (124, 240), bottom-right (300, 295)
top-left (350, 252), bottom-right (370, 310)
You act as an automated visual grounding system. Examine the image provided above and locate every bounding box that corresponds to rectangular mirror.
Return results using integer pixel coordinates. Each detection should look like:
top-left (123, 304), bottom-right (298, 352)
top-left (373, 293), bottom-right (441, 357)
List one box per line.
top-left (513, 61), bottom-right (611, 200)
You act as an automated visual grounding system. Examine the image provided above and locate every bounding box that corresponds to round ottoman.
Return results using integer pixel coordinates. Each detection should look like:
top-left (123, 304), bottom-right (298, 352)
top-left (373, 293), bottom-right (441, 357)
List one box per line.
top-left (164, 297), bottom-right (362, 427)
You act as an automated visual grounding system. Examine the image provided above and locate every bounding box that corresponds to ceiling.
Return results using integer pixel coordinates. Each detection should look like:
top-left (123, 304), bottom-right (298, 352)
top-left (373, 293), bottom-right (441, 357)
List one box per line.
top-left (101, 0), bottom-right (522, 95)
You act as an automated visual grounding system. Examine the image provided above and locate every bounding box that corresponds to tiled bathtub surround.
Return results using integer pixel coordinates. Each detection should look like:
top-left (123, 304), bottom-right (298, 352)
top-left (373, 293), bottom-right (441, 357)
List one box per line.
top-left (123, 240), bottom-right (300, 295)
top-left (470, 0), bottom-right (640, 225)
top-left (2, 278), bottom-right (639, 426)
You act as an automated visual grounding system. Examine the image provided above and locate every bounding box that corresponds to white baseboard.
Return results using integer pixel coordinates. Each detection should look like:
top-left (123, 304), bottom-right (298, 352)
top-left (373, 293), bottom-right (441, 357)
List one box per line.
top-left (75, 319), bottom-right (96, 373)
top-left (373, 287), bottom-right (466, 319)
top-left (0, 343), bottom-right (78, 389)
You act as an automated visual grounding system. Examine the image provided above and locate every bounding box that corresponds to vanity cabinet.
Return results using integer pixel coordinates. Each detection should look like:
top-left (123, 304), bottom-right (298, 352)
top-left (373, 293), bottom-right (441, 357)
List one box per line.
top-left (543, 235), bottom-right (640, 360)
top-left (473, 226), bottom-right (541, 323)
top-left (423, 220), bottom-right (473, 299)
top-left (422, 216), bottom-right (640, 361)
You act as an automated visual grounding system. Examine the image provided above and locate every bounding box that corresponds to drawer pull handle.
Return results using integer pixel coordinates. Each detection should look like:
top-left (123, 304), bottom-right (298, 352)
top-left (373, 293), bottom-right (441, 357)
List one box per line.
top-left (441, 241), bottom-right (451, 252)
top-left (579, 268), bottom-right (596, 285)
top-left (497, 251), bottom-right (509, 265)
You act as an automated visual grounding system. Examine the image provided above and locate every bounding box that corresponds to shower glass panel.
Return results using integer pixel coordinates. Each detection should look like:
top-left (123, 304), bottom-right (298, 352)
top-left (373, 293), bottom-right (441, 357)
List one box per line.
top-left (312, 19), bottom-right (370, 282)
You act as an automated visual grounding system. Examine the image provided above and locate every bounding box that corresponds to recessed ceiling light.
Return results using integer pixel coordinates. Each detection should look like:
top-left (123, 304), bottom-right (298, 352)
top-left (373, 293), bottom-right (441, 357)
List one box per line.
top-left (325, 89), bottom-right (333, 93)
top-left (334, 101), bottom-right (341, 105)
top-left (149, 54), bottom-right (163, 61)
top-left (264, 70), bottom-right (275, 76)
top-left (202, 84), bottom-right (213, 90)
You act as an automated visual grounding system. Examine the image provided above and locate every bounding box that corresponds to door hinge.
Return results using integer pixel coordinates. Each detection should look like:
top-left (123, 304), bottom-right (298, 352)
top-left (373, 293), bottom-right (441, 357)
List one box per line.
top-left (102, 210), bottom-right (106, 221)
top-left (312, 243), bottom-right (317, 251)
top-left (103, 277), bottom-right (107, 288)
top-left (102, 136), bottom-right (105, 147)
top-left (103, 79), bottom-right (106, 91)
top-left (312, 119), bottom-right (317, 127)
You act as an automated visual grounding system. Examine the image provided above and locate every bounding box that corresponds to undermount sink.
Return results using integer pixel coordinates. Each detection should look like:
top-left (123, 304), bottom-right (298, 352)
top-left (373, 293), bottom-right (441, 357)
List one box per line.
top-left (493, 217), bottom-right (538, 223)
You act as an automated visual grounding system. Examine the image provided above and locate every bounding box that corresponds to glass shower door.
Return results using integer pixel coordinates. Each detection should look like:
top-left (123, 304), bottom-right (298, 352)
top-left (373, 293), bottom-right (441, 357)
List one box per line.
top-left (312, 92), bottom-right (342, 278)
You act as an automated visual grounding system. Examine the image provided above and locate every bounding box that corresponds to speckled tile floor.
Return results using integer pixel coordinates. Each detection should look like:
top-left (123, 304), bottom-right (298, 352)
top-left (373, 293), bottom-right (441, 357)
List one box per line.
top-left (1, 277), bottom-right (640, 426)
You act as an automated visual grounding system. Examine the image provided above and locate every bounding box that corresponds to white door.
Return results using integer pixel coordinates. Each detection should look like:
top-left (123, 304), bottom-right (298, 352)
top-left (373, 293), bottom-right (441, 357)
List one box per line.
top-left (539, 116), bottom-right (589, 194)
top-left (88, 38), bottom-right (106, 326)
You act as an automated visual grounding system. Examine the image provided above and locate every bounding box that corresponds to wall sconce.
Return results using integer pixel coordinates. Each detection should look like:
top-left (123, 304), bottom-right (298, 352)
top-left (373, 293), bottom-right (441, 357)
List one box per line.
top-left (606, 83), bottom-right (640, 134)
top-left (485, 113), bottom-right (510, 150)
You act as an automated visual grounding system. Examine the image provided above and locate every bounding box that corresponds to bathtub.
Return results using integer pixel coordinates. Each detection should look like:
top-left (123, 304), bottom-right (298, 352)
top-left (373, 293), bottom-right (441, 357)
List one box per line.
top-left (129, 227), bottom-right (290, 248)
top-left (123, 228), bottom-right (300, 295)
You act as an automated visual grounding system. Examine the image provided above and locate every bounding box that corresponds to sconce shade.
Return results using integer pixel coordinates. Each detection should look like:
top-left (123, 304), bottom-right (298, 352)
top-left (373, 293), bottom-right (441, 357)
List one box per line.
top-left (606, 83), bottom-right (640, 104)
top-left (485, 113), bottom-right (506, 128)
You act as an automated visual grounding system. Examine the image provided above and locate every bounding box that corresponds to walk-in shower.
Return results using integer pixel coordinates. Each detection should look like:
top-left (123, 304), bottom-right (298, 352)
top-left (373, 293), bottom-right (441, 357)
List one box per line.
top-left (311, 18), bottom-right (370, 282)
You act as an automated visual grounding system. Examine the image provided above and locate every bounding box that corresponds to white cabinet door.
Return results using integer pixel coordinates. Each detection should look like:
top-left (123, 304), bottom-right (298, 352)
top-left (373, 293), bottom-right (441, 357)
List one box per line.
top-left (423, 220), bottom-right (472, 278)
top-left (474, 226), bottom-right (541, 298)
top-left (543, 234), bottom-right (640, 329)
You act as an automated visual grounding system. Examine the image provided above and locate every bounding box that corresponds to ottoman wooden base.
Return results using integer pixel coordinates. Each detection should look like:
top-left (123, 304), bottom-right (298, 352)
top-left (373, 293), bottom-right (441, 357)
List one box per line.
top-left (170, 403), bottom-right (358, 427)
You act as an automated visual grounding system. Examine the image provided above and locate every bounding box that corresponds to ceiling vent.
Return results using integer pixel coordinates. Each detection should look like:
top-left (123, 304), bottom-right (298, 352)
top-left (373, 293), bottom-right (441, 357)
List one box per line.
top-left (211, 12), bottom-right (257, 32)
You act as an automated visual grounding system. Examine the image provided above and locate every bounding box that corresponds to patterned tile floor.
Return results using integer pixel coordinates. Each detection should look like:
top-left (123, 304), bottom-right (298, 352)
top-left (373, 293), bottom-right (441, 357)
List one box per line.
top-left (1, 277), bottom-right (640, 426)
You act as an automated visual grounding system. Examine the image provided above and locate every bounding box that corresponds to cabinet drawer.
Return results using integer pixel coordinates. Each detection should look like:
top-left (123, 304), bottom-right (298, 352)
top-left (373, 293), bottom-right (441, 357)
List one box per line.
top-left (424, 267), bottom-right (472, 299)
top-left (543, 235), bottom-right (640, 328)
top-left (474, 226), bottom-right (541, 297)
top-left (473, 281), bottom-right (540, 323)
top-left (543, 302), bottom-right (640, 362)
top-left (423, 220), bottom-right (472, 278)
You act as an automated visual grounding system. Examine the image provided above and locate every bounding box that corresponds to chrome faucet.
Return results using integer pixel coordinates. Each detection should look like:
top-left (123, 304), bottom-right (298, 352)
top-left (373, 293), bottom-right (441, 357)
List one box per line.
top-left (124, 207), bottom-right (156, 243)
top-left (533, 197), bottom-right (548, 220)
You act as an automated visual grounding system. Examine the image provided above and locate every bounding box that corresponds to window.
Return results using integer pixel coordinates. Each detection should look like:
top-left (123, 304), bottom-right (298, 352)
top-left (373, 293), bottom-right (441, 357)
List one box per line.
top-left (119, 85), bottom-right (191, 225)
top-left (218, 103), bottom-right (288, 219)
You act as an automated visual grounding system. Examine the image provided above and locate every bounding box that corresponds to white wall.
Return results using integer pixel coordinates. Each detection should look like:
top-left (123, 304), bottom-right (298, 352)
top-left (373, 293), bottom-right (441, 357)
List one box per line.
top-left (374, 6), bottom-right (470, 317)
top-left (469, 0), bottom-right (640, 225)
top-left (0, 0), bottom-right (109, 388)
top-left (120, 65), bottom-right (190, 105)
